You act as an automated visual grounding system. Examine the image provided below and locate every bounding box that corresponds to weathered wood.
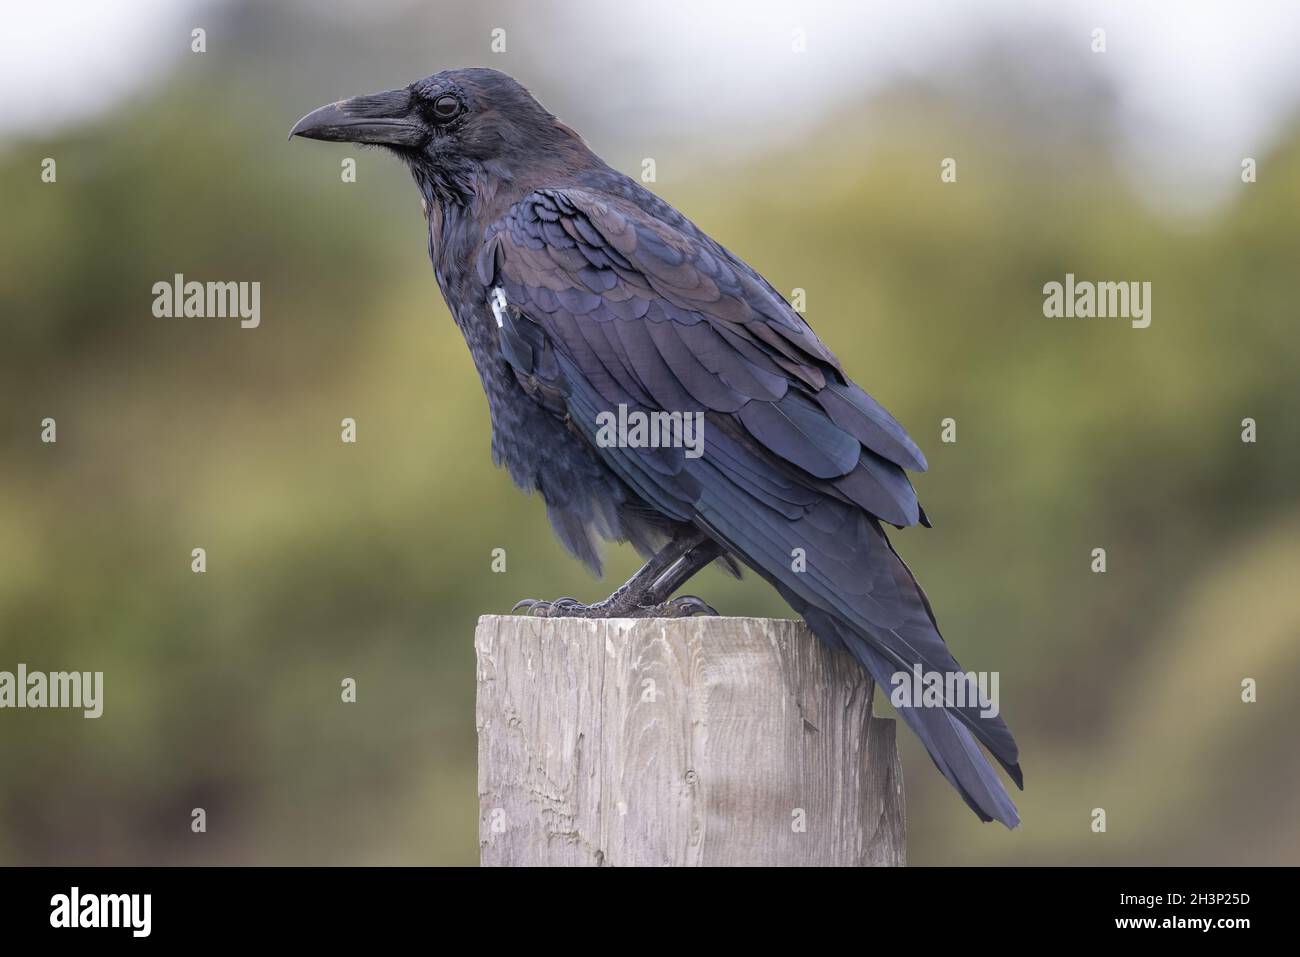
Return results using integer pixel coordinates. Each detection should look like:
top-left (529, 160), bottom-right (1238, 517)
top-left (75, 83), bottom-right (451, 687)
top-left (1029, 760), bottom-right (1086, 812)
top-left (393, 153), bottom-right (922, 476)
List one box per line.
top-left (475, 615), bottom-right (905, 866)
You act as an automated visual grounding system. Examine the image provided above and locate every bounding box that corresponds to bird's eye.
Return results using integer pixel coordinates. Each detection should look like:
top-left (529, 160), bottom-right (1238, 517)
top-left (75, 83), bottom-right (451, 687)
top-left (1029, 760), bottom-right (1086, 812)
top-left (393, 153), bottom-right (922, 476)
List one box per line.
top-left (431, 94), bottom-right (462, 120)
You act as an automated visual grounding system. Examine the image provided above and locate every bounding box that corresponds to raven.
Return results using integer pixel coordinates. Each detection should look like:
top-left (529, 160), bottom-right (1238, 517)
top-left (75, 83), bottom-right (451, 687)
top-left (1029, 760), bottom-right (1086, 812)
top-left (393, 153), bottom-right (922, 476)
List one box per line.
top-left (291, 69), bottom-right (1023, 827)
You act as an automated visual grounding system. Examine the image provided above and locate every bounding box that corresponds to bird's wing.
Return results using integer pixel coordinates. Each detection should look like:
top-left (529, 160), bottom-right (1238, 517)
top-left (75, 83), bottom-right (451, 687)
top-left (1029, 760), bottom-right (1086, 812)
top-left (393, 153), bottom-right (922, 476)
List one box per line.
top-left (478, 187), bottom-right (1021, 823)
top-left (480, 188), bottom-right (928, 520)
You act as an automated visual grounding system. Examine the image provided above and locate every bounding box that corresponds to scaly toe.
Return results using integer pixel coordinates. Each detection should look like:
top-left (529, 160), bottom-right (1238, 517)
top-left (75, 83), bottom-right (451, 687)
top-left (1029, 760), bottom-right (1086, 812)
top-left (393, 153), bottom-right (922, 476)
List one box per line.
top-left (546, 597), bottom-right (584, 617)
top-left (668, 595), bottom-right (719, 617)
top-left (633, 595), bottom-right (719, 618)
top-left (512, 598), bottom-right (562, 617)
top-left (511, 596), bottom-right (599, 618)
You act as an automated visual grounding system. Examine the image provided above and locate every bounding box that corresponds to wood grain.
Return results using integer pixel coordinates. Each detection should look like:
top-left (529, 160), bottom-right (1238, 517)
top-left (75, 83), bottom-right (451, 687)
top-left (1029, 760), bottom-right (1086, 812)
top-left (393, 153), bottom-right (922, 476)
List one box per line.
top-left (476, 615), bottom-right (905, 866)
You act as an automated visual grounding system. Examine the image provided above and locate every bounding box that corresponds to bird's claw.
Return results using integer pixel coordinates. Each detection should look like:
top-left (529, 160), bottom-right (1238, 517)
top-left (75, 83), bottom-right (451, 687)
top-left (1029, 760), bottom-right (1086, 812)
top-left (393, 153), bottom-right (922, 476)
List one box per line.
top-left (638, 595), bottom-right (719, 618)
top-left (511, 596), bottom-right (584, 618)
top-left (510, 594), bottom-right (719, 619)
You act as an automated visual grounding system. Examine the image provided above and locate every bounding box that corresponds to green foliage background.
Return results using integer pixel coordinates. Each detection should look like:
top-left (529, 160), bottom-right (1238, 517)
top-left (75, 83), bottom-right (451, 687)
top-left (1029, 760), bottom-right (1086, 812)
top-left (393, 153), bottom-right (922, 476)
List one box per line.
top-left (1, 2), bottom-right (1297, 864)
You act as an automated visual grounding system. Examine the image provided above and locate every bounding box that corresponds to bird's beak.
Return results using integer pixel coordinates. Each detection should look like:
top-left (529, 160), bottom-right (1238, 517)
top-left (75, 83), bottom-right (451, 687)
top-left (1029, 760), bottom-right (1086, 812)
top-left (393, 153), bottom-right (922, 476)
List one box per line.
top-left (288, 89), bottom-right (427, 147)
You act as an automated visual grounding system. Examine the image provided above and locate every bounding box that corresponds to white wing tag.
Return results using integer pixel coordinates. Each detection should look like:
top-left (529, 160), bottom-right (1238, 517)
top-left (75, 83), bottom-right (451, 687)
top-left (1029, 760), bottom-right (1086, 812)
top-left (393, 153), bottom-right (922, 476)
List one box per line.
top-left (489, 286), bottom-right (508, 328)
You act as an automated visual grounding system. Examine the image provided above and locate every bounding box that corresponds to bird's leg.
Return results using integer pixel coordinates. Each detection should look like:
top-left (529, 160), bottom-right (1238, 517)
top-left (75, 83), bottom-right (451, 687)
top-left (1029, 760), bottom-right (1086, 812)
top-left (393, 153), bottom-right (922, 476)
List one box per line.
top-left (512, 535), bottom-right (686, 618)
top-left (635, 535), bottom-right (725, 617)
top-left (512, 529), bottom-right (723, 619)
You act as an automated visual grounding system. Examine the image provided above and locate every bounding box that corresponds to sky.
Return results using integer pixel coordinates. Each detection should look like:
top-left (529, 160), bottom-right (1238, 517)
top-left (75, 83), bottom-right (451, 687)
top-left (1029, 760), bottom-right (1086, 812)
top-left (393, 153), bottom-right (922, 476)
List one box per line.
top-left (4, 0), bottom-right (1299, 213)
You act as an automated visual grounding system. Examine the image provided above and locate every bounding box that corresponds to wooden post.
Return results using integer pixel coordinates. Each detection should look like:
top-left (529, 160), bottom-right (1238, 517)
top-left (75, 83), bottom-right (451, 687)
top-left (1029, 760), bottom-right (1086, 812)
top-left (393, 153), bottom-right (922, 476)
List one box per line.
top-left (475, 615), bottom-right (905, 866)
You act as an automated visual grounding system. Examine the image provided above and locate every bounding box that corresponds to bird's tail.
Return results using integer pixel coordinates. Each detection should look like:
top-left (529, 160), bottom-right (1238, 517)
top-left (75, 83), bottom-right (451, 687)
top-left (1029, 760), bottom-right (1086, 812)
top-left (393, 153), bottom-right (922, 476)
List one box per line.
top-left (853, 634), bottom-right (1022, 828)
top-left (773, 542), bottom-right (1023, 828)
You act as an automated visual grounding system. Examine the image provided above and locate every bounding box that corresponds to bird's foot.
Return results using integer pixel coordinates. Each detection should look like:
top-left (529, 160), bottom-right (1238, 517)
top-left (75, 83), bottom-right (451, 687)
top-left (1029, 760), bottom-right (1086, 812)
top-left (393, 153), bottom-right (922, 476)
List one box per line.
top-left (511, 596), bottom-right (604, 618)
top-left (511, 594), bottom-right (719, 619)
top-left (634, 595), bottom-right (719, 618)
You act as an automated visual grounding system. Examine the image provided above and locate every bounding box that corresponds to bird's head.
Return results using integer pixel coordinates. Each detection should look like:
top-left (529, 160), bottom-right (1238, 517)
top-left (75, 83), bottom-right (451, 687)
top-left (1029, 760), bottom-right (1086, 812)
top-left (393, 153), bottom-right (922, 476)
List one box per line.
top-left (289, 68), bottom-right (585, 206)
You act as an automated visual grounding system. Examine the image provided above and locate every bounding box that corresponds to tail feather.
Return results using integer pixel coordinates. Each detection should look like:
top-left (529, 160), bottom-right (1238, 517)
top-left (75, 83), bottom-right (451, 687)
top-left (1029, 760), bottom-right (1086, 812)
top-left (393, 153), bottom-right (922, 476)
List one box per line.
top-left (789, 589), bottom-right (1022, 829)
top-left (852, 639), bottom-right (1021, 828)
top-left (682, 455), bottom-right (1024, 826)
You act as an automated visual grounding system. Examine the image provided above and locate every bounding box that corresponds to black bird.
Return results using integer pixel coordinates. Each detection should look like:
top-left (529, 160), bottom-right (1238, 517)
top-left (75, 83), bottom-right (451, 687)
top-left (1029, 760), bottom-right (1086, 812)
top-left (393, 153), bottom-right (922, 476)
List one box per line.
top-left (291, 68), bottom-right (1023, 827)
